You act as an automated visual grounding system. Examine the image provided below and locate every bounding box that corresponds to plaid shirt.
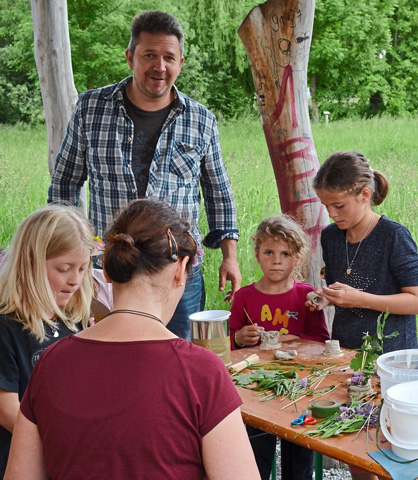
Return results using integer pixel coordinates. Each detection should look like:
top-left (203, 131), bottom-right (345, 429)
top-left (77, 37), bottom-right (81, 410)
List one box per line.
top-left (48, 77), bottom-right (239, 260)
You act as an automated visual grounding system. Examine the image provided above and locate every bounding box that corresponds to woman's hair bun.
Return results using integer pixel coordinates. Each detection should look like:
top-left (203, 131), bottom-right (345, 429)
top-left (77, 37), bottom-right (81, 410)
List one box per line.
top-left (103, 233), bottom-right (140, 283)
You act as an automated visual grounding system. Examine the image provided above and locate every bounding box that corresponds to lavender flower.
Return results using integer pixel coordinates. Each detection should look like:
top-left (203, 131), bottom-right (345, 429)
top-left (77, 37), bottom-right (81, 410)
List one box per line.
top-left (299, 377), bottom-right (308, 388)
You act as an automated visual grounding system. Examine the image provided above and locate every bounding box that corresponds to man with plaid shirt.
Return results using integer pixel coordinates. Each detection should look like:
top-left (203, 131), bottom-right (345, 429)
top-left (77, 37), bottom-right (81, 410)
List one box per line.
top-left (48, 10), bottom-right (241, 340)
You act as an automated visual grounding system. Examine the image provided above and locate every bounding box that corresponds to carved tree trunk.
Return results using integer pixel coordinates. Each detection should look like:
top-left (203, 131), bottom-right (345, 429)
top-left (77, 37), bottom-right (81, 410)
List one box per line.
top-left (238, 0), bottom-right (329, 288)
top-left (31, 0), bottom-right (86, 212)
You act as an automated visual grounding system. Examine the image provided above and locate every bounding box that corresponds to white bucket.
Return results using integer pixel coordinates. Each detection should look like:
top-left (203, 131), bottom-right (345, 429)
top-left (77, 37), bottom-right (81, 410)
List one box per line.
top-left (190, 310), bottom-right (231, 366)
top-left (376, 349), bottom-right (418, 396)
top-left (380, 380), bottom-right (418, 460)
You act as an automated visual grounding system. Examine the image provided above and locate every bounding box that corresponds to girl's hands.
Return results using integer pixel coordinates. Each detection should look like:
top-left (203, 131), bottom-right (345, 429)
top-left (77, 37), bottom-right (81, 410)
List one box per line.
top-left (321, 282), bottom-right (364, 308)
top-left (236, 324), bottom-right (264, 347)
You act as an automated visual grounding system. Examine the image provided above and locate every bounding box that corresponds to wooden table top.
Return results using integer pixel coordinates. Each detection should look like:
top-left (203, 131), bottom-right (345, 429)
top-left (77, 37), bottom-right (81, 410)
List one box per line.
top-left (230, 340), bottom-right (391, 479)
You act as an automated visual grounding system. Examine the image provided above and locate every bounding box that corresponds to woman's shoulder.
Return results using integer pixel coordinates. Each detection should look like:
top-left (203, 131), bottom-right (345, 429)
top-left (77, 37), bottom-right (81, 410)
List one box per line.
top-left (171, 338), bottom-right (228, 372)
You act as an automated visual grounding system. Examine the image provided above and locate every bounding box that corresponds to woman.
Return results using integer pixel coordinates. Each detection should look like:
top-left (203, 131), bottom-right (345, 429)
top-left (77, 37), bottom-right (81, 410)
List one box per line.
top-left (5, 199), bottom-right (259, 480)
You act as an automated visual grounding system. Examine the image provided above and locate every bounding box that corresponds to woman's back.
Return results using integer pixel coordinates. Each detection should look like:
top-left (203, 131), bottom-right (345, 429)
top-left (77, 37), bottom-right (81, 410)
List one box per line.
top-left (21, 335), bottom-right (241, 480)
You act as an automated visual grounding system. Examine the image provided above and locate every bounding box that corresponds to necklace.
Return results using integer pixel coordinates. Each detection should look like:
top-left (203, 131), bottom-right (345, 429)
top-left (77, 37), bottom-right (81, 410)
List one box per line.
top-left (345, 212), bottom-right (374, 275)
top-left (103, 309), bottom-right (163, 324)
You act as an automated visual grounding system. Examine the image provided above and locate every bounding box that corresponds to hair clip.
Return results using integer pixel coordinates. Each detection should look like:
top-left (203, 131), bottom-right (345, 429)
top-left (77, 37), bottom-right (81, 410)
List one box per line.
top-left (166, 229), bottom-right (178, 262)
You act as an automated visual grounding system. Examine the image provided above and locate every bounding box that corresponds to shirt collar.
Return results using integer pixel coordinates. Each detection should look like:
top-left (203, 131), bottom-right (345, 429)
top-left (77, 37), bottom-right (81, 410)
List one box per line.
top-left (103, 76), bottom-right (185, 114)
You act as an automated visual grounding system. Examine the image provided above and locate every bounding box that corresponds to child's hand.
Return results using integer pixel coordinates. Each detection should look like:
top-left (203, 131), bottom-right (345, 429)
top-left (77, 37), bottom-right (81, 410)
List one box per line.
top-left (236, 324), bottom-right (264, 347)
top-left (305, 288), bottom-right (329, 311)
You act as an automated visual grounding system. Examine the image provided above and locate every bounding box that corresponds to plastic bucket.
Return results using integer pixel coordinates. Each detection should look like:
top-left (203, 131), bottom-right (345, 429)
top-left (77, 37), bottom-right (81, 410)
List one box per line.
top-left (380, 380), bottom-right (418, 460)
top-left (190, 310), bottom-right (231, 366)
top-left (376, 349), bottom-right (418, 397)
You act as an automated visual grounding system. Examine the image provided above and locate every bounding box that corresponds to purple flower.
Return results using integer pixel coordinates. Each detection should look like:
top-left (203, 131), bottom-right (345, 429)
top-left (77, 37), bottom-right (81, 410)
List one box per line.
top-left (299, 377), bottom-right (308, 388)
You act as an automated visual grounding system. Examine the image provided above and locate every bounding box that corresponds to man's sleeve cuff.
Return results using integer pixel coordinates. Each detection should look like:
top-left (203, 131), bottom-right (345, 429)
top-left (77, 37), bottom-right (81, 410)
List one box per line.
top-left (202, 229), bottom-right (239, 249)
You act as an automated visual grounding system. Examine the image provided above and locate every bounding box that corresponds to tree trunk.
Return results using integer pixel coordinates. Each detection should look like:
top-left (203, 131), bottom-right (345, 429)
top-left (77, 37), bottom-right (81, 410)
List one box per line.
top-left (31, 0), bottom-right (86, 212)
top-left (238, 0), bottom-right (329, 289)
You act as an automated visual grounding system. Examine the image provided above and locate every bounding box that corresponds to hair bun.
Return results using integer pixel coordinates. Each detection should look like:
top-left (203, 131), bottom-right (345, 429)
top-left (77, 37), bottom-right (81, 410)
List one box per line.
top-left (104, 233), bottom-right (140, 283)
top-left (112, 233), bottom-right (135, 246)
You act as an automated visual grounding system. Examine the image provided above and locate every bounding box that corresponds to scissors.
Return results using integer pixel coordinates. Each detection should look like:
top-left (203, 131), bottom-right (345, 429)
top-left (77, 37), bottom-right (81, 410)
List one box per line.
top-left (291, 411), bottom-right (317, 426)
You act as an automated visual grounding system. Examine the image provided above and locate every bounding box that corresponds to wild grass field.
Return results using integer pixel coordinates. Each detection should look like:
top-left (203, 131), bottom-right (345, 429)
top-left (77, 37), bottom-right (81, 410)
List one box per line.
top-left (1, 116), bottom-right (417, 310)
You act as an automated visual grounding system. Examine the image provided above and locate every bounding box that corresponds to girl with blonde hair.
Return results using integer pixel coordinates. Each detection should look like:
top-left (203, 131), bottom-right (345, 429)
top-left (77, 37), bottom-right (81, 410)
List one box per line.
top-left (0, 204), bottom-right (94, 477)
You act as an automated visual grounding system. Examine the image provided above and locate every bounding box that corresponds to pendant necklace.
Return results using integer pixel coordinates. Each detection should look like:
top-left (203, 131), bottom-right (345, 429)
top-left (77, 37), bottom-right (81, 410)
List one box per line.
top-left (48, 317), bottom-right (59, 338)
top-left (345, 212), bottom-right (374, 275)
top-left (103, 309), bottom-right (163, 324)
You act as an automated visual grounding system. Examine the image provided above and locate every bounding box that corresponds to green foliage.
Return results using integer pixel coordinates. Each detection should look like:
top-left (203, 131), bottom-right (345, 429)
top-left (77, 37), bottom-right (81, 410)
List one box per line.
top-left (1, 1), bottom-right (418, 122)
top-left (350, 311), bottom-right (399, 383)
top-left (0, 0), bottom-right (43, 124)
top-left (309, 0), bottom-right (393, 119)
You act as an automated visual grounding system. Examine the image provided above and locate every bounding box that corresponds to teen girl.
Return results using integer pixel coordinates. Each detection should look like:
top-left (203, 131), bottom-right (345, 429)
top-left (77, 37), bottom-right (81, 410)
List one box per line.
top-left (0, 204), bottom-right (95, 477)
top-left (310, 150), bottom-right (418, 480)
top-left (230, 215), bottom-right (330, 480)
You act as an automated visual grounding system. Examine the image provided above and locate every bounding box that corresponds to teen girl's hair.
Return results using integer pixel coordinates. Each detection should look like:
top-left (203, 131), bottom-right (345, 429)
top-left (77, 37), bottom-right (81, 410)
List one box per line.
top-left (127, 10), bottom-right (184, 56)
top-left (0, 204), bottom-right (95, 341)
top-left (253, 215), bottom-right (310, 280)
top-left (313, 150), bottom-right (389, 206)
top-left (104, 198), bottom-right (197, 284)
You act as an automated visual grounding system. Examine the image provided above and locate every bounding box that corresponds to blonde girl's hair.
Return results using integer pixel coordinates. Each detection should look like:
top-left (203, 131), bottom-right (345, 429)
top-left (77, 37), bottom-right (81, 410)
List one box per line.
top-left (0, 204), bottom-right (95, 341)
top-left (313, 150), bottom-right (389, 206)
top-left (253, 215), bottom-right (310, 280)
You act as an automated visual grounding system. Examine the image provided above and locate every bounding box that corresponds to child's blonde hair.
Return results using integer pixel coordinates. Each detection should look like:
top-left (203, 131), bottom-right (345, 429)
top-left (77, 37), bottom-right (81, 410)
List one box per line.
top-left (0, 204), bottom-right (95, 341)
top-left (252, 215), bottom-right (310, 280)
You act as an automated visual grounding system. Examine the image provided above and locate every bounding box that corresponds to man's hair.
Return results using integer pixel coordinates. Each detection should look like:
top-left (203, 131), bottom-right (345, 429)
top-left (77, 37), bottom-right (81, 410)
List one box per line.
top-left (127, 10), bottom-right (184, 56)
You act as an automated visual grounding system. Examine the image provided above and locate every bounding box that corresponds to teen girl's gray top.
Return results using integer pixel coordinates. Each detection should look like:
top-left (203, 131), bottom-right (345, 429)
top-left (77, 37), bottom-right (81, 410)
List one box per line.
top-left (321, 215), bottom-right (418, 352)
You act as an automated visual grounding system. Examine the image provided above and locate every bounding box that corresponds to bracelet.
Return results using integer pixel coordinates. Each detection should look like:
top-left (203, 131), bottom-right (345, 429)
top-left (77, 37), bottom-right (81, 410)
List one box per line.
top-left (234, 332), bottom-right (246, 348)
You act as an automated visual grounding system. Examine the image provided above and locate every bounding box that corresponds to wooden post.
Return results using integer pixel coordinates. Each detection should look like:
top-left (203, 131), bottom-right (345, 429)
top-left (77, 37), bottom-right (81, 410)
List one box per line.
top-left (238, 0), bottom-right (329, 288)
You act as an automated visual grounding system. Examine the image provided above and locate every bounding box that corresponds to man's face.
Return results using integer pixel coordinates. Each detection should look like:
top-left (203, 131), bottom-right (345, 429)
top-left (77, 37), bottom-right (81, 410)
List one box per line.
top-left (126, 32), bottom-right (184, 107)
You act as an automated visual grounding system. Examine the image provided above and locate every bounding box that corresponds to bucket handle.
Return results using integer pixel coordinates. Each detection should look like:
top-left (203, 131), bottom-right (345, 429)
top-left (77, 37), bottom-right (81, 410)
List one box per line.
top-left (380, 403), bottom-right (393, 443)
top-left (380, 403), bottom-right (418, 451)
top-left (378, 363), bottom-right (395, 379)
top-left (375, 401), bottom-right (418, 464)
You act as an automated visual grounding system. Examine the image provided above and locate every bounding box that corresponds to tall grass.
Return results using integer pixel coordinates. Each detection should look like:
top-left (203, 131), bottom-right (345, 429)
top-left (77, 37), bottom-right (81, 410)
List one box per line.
top-left (1, 116), bottom-right (417, 310)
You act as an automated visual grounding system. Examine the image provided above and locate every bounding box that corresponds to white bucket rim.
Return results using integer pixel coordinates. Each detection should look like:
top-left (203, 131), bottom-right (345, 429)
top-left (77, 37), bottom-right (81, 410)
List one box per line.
top-left (384, 380), bottom-right (418, 414)
top-left (189, 310), bottom-right (231, 322)
top-left (376, 348), bottom-right (418, 379)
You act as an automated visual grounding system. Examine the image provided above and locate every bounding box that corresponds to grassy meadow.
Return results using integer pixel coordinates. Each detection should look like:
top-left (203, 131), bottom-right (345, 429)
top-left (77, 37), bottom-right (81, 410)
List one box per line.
top-left (1, 116), bottom-right (418, 310)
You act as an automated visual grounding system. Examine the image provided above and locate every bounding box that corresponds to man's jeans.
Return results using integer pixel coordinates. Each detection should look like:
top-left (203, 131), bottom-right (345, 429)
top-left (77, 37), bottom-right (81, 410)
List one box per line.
top-left (167, 265), bottom-right (205, 340)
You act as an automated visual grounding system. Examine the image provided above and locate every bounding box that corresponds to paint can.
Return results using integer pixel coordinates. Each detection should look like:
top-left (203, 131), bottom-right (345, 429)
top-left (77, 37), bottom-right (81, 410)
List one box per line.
top-left (190, 310), bottom-right (231, 366)
top-left (376, 349), bottom-right (418, 397)
top-left (380, 380), bottom-right (418, 460)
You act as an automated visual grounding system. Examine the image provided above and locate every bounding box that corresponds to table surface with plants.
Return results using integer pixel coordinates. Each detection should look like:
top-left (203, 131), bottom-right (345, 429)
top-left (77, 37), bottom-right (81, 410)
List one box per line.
top-left (229, 339), bottom-right (391, 480)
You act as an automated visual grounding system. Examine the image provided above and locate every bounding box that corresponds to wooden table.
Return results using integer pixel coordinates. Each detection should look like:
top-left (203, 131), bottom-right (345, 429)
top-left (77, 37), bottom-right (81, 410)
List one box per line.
top-left (230, 340), bottom-right (391, 479)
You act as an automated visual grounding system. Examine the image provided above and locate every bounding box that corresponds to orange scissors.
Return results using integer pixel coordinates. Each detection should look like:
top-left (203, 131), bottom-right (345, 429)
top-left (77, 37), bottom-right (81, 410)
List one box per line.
top-left (291, 411), bottom-right (317, 426)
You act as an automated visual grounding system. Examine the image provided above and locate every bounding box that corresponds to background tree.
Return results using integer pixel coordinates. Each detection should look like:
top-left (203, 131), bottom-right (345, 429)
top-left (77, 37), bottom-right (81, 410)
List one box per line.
top-left (308, 0), bottom-right (393, 122)
top-left (1, 0), bottom-right (418, 124)
top-left (385, 0), bottom-right (418, 116)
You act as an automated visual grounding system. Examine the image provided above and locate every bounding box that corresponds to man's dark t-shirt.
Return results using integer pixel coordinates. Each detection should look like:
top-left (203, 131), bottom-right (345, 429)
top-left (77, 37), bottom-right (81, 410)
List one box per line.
top-left (123, 90), bottom-right (173, 196)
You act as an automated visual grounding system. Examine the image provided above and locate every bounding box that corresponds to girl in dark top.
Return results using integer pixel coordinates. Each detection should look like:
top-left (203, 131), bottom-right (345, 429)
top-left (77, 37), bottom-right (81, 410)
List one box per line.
top-left (307, 150), bottom-right (418, 480)
top-left (0, 204), bottom-right (95, 478)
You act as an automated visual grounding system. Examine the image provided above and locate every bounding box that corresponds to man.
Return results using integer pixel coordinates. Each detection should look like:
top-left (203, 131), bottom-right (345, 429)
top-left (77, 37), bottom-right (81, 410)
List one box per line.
top-left (48, 10), bottom-right (241, 340)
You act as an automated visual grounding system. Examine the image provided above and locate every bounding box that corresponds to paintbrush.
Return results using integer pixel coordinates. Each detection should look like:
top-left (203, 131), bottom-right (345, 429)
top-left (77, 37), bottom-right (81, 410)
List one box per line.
top-left (243, 308), bottom-right (254, 325)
